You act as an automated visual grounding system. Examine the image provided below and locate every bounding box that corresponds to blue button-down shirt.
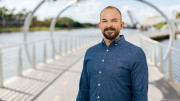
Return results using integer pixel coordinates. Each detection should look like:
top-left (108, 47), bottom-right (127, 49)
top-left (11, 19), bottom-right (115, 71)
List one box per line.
top-left (76, 35), bottom-right (148, 101)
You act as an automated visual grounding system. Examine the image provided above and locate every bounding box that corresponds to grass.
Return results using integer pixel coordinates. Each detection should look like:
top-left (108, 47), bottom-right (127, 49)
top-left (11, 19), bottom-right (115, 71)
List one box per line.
top-left (154, 22), bottom-right (166, 29)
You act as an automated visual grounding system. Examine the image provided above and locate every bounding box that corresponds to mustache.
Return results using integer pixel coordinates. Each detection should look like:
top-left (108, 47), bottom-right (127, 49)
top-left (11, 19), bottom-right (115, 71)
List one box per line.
top-left (104, 27), bottom-right (116, 31)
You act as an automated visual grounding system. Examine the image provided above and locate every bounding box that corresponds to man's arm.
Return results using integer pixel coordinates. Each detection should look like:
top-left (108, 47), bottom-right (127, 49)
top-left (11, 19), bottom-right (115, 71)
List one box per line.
top-left (131, 48), bottom-right (149, 101)
top-left (76, 58), bottom-right (90, 101)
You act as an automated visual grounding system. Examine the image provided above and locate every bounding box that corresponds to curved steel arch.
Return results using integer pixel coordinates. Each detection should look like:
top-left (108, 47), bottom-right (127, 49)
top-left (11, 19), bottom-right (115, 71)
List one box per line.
top-left (50, 0), bottom-right (79, 36)
top-left (24, 0), bottom-right (46, 41)
top-left (23, 0), bottom-right (56, 65)
top-left (50, 0), bottom-right (79, 58)
top-left (136, 0), bottom-right (175, 60)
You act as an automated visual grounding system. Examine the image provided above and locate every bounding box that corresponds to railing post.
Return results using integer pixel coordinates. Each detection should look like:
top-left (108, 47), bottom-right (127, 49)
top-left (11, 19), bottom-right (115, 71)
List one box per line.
top-left (147, 41), bottom-right (150, 60)
top-left (86, 37), bottom-right (88, 46)
top-left (68, 38), bottom-right (70, 53)
top-left (79, 37), bottom-right (81, 49)
top-left (84, 37), bottom-right (86, 47)
top-left (154, 44), bottom-right (157, 66)
top-left (149, 43), bottom-right (152, 62)
top-left (151, 44), bottom-right (154, 62)
top-left (59, 39), bottom-right (62, 56)
top-left (63, 38), bottom-right (67, 55)
top-left (72, 37), bottom-right (75, 52)
top-left (65, 38), bottom-right (68, 54)
top-left (52, 40), bottom-right (55, 59)
top-left (75, 37), bottom-right (78, 50)
top-left (80, 37), bottom-right (83, 48)
top-left (18, 48), bottom-right (23, 76)
top-left (86, 37), bottom-right (88, 47)
top-left (70, 37), bottom-right (73, 52)
top-left (168, 49), bottom-right (173, 81)
top-left (0, 51), bottom-right (4, 88)
top-left (68, 38), bottom-right (71, 53)
top-left (44, 42), bottom-right (47, 63)
top-left (33, 44), bottom-right (36, 69)
top-left (159, 45), bottom-right (164, 73)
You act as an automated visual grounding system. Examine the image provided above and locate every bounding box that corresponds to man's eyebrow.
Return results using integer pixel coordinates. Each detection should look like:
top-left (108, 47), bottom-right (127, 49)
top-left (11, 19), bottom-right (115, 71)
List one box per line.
top-left (112, 18), bottom-right (118, 20)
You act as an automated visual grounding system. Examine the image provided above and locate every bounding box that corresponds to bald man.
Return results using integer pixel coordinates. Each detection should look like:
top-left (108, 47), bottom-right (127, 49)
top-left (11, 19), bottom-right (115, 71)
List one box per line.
top-left (76, 6), bottom-right (148, 101)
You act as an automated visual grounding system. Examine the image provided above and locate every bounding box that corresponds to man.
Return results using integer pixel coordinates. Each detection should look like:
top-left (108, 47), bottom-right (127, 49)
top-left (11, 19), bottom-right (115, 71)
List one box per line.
top-left (76, 6), bottom-right (148, 101)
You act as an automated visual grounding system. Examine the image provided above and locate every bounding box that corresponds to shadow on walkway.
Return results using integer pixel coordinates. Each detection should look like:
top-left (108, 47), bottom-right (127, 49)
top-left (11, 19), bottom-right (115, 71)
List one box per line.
top-left (150, 78), bottom-right (180, 101)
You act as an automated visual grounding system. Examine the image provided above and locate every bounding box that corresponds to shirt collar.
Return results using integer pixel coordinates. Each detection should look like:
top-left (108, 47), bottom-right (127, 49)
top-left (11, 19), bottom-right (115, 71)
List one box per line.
top-left (102, 35), bottom-right (125, 46)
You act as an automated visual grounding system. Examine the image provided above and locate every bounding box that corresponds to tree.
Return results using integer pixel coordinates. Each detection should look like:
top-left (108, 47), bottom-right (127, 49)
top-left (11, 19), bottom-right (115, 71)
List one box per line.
top-left (0, 7), bottom-right (8, 20)
top-left (176, 12), bottom-right (180, 19)
top-left (43, 18), bottom-right (52, 27)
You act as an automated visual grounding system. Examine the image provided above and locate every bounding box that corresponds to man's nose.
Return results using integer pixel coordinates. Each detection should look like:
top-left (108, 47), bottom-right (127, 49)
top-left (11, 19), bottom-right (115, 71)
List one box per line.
top-left (107, 21), bottom-right (112, 27)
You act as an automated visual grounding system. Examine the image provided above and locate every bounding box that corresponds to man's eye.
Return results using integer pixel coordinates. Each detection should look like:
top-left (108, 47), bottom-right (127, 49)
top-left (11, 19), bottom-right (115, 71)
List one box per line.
top-left (102, 21), bottom-right (107, 22)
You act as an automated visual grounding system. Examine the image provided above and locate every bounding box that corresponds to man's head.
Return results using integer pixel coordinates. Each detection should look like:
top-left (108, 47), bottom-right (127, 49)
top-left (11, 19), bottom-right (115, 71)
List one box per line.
top-left (98, 6), bottom-right (124, 41)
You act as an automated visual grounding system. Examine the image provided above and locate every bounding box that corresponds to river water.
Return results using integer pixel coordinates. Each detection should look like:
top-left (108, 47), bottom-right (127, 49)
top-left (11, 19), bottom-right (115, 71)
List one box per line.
top-left (0, 28), bottom-right (179, 48)
top-left (0, 28), bottom-right (179, 80)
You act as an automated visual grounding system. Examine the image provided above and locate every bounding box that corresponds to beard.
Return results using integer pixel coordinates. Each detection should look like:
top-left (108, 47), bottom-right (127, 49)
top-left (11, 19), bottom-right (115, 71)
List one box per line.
top-left (103, 27), bottom-right (120, 40)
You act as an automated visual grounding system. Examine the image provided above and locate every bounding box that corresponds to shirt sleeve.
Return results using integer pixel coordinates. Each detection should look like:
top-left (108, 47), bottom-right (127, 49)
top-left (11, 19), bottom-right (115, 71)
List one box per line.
top-left (131, 48), bottom-right (149, 101)
top-left (76, 56), bottom-right (90, 101)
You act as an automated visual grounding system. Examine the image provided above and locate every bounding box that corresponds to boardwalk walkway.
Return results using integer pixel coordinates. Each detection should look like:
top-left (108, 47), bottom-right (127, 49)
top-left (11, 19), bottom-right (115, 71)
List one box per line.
top-left (0, 34), bottom-right (180, 101)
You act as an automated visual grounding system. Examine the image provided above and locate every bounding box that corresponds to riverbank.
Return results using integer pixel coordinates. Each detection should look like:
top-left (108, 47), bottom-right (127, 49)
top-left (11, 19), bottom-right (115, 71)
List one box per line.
top-left (0, 27), bottom-right (96, 33)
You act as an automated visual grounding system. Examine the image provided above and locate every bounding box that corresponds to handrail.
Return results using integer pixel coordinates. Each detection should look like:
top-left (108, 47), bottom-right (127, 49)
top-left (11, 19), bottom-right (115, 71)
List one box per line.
top-left (140, 33), bottom-right (180, 84)
top-left (0, 34), bottom-right (100, 88)
top-left (0, 39), bottom-right (49, 50)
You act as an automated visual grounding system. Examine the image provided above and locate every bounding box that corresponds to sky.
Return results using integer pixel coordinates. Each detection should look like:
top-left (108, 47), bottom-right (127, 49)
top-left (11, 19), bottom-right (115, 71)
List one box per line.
top-left (0, 0), bottom-right (180, 24)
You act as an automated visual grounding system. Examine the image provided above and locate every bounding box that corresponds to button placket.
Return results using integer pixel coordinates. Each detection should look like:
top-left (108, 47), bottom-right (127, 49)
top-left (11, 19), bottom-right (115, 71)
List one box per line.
top-left (97, 47), bottom-right (109, 101)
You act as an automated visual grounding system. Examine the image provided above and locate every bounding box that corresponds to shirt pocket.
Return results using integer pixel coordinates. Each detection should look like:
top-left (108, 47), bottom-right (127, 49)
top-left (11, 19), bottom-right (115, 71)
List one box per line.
top-left (107, 62), bottom-right (129, 77)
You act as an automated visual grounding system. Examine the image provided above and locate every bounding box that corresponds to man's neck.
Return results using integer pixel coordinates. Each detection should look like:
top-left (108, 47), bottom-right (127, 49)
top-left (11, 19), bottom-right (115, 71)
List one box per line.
top-left (104, 35), bottom-right (120, 47)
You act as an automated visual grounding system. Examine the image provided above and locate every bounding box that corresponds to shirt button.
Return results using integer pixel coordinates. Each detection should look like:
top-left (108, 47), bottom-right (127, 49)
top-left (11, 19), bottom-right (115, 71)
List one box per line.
top-left (115, 44), bottom-right (117, 46)
top-left (99, 71), bottom-right (101, 74)
top-left (106, 49), bottom-right (109, 52)
top-left (102, 60), bottom-right (104, 62)
top-left (98, 84), bottom-right (101, 86)
top-left (97, 96), bottom-right (100, 99)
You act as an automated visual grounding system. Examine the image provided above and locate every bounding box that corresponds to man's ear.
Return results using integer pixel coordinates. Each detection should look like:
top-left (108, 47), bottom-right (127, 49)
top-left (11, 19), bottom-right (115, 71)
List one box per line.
top-left (120, 21), bottom-right (124, 29)
top-left (98, 22), bottom-right (101, 28)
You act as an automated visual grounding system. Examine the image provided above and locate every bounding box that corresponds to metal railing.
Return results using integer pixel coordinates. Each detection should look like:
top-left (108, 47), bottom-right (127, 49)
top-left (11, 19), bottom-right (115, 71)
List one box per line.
top-left (0, 35), bottom-right (100, 87)
top-left (140, 34), bottom-right (180, 84)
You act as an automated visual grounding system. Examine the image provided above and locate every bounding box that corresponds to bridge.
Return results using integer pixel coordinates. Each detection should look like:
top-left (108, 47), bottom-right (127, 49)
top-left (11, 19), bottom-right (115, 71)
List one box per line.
top-left (0, 0), bottom-right (180, 101)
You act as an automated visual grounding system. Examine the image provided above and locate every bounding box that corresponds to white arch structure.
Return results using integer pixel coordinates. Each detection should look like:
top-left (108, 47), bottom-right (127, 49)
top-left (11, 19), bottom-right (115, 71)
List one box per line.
top-left (50, 0), bottom-right (79, 58)
top-left (23, 0), bottom-right (175, 64)
top-left (23, 0), bottom-right (79, 64)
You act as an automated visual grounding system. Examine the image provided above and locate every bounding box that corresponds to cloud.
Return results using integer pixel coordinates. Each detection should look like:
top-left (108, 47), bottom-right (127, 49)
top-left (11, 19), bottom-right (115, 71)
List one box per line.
top-left (120, 4), bottom-right (180, 24)
top-left (160, 5), bottom-right (180, 18)
top-left (59, 0), bottom-right (103, 23)
top-left (121, 5), bottom-right (136, 14)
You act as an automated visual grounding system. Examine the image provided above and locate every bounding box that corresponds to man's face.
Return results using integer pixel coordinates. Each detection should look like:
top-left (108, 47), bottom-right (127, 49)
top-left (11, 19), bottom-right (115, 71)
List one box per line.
top-left (98, 8), bottom-right (124, 40)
